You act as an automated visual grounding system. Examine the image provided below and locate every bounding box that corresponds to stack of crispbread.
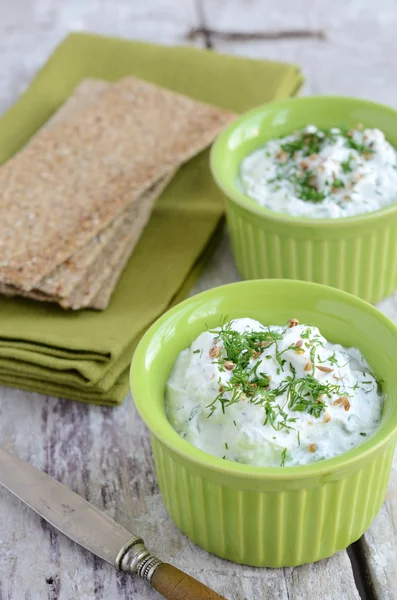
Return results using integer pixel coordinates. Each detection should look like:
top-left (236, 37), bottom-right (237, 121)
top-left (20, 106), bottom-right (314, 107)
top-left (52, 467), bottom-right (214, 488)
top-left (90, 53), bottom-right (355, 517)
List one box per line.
top-left (0, 77), bottom-right (235, 310)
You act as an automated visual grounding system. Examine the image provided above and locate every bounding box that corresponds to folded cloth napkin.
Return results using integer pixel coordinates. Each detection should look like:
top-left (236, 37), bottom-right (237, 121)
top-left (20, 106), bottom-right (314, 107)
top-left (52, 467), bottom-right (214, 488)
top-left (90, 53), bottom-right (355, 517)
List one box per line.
top-left (0, 33), bottom-right (303, 405)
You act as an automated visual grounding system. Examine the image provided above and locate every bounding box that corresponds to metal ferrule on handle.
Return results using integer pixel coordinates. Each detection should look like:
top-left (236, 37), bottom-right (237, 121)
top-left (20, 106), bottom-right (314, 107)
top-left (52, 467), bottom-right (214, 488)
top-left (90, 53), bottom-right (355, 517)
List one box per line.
top-left (115, 537), bottom-right (162, 583)
top-left (115, 537), bottom-right (226, 600)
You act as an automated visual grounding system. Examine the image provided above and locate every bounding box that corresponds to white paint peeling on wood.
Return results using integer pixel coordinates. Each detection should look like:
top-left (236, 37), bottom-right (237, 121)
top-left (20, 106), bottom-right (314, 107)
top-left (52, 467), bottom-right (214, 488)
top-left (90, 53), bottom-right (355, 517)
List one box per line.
top-left (1, 0), bottom-right (397, 598)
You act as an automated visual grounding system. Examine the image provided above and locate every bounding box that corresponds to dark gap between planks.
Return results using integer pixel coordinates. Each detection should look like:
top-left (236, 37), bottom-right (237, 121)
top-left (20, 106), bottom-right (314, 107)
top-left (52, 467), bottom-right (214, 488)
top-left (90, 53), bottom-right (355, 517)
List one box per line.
top-left (194, 0), bottom-right (213, 48)
top-left (187, 27), bottom-right (325, 43)
top-left (347, 541), bottom-right (377, 600)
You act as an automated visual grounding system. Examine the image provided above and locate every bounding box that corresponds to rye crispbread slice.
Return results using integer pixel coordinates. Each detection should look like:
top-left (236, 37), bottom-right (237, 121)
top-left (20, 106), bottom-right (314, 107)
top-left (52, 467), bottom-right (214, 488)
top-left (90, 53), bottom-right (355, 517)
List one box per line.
top-left (39, 82), bottom-right (175, 309)
top-left (0, 79), bottom-right (176, 309)
top-left (0, 77), bottom-right (235, 290)
top-left (34, 79), bottom-right (171, 302)
top-left (60, 173), bottom-right (174, 309)
top-left (34, 79), bottom-right (120, 298)
top-left (0, 174), bottom-right (172, 309)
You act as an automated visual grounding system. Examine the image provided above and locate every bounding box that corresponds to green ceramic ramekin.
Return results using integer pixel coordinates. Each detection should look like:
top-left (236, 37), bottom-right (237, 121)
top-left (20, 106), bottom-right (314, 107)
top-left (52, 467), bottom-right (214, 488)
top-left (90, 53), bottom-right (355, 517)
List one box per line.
top-left (210, 96), bottom-right (397, 304)
top-left (131, 280), bottom-right (397, 567)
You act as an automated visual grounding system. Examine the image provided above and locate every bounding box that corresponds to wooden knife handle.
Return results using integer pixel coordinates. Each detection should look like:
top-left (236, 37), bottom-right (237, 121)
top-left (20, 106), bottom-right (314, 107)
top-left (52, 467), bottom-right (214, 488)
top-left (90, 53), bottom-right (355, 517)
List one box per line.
top-left (151, 562), bottom-right (226, 600)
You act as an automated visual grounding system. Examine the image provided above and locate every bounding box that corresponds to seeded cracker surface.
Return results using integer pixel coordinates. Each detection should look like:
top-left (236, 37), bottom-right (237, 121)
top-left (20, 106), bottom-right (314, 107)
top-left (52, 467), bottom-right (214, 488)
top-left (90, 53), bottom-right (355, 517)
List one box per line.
top-left (0, 175), bottom-right (172, 309)
top-left (90, 177), bottom-right (176, 310)
top-left (0, 77), bottom-right (236, 290)
top-left (0, 80), bottom-right (176, 308)
top-left (34, 80), bottom-right (174, 307)
top-left (36, 79), bottom-right (122, 298)
top-left (60, 174), bottom-right (174, 309)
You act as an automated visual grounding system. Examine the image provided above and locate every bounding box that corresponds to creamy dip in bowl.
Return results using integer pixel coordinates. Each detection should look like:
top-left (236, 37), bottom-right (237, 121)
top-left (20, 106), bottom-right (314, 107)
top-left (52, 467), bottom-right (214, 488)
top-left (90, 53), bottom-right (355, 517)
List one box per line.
top-left (131, 279), bottom-right (397, 567)
top-left (210, 96), bottom-right (397, 303)
top-left (240, 125), bottom-right (397, 218)
top-left (166, 317), bottom-right (384, 467)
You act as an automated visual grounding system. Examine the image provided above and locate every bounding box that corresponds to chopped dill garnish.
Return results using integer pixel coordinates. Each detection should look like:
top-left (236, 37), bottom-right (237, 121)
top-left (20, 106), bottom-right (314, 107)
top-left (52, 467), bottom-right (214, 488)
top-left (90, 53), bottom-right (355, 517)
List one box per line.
top-left (370, 372), bottom-right (384, 393)
top-left (208, 322), bottom-right (283, 369)
top-left (193, 349), bottom-right (201, 354)
top-left (328, 352), bottom-right (340, 366)
top-left (205, 320), bottom-right (347, 429)
top-left (341, 154), bottom-right (354, 173)
top-left (332, 178), bottom-right (345, 189)
top-left (343, 131), bottom-right (375, 155)
top-left (309, 346), bottom-right (317, 374)
top-left (318, 351), bottom-right (339, 367)
top-left (204, 318), bottom-right (365, 446)
top-left (280, 447), bottom-right (287, 467)
top-left (224, 442), bottom-right (229, 450)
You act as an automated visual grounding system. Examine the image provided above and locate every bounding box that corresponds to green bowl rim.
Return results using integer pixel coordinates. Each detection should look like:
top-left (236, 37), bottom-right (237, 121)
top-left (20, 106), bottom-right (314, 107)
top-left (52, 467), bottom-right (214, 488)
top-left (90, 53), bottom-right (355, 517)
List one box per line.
top-left (130, 280), bottom-right (397, 481)
top-left (210, 95), bottom-right (397, 228)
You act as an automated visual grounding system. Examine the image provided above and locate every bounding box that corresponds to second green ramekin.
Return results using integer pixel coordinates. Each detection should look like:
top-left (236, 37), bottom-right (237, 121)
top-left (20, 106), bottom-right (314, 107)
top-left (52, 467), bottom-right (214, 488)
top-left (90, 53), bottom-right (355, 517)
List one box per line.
top-left (210, 96), bottom-right (397, 304)
top-left (131, 280), bottom-right (397, 567)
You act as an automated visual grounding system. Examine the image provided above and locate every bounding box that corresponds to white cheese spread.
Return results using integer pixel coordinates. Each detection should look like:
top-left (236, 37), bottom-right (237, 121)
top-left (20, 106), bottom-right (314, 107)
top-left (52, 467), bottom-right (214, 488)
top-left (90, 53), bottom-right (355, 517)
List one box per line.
top-left (240, 125), bottom-right (397, 218)
top-left (166, 318), bottom-right (384, 467)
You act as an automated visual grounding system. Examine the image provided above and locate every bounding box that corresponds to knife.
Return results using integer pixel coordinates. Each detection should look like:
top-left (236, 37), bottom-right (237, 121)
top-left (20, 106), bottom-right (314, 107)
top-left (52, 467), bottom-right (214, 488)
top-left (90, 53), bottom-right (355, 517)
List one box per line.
top-left (0, 447), bottom-right (225, 600)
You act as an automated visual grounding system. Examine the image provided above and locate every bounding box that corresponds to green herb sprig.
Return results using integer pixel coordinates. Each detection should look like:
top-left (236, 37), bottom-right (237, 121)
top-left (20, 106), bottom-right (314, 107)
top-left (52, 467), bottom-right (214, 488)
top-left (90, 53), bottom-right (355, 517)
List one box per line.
top-left (205, 322), bottom-right (345, 430)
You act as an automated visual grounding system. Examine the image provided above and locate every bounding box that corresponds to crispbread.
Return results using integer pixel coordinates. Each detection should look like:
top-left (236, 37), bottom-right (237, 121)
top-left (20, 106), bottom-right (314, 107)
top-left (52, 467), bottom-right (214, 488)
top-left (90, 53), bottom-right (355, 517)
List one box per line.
top-left (0, 79), bottom-right (176, 309)
top-left (0, 77), bottom-right (235, 290)
top-left (61, 173), bottom-right (174, 309)
top-left (90, 238), bottom-right (137, 310)
top-left (37, 209), bottom-right (126, 298)
top-left (0, 174), bottom-right (172, 309)
top-left (45, 79), bottom-right (110, 127)
top-left (35, 79), bottom-right (120, 298)
top-left (36, 79), bottom-right (172, 300)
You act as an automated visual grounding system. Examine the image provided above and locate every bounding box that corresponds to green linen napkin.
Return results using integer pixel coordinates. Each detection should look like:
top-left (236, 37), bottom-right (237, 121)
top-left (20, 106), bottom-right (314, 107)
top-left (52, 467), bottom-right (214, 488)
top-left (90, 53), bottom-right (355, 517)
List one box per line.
top-left (0, 33), bottom-right (303, 405)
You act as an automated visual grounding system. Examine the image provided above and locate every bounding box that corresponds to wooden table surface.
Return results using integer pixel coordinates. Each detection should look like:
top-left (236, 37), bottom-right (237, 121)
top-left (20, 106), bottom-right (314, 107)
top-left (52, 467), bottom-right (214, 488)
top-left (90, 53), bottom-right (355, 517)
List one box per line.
top-left (1, 1), bottom-right (397, 598)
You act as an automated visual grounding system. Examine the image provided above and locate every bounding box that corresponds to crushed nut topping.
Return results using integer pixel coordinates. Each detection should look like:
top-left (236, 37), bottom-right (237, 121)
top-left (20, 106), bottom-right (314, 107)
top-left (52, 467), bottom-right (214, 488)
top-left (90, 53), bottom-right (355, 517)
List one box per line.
top-left (287, 318), bottom-right (299, 328)
top-left (309, 443), bottom-right (317, 453)
top-left (224, 360), bottom-right (236, 371)
top-left (316, 365), bottom-right (334, 373)
top-left (333, 396), bottom-right (351, 411)
top-left (275, 150), bottom-right (289, 163)
top-left (209, 346), bottom-right (221, 359)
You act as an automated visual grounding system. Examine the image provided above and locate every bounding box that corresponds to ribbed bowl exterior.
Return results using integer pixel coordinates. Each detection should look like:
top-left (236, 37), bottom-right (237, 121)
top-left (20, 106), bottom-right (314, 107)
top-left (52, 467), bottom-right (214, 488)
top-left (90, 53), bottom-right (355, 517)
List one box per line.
top-left (131, 278), bottom-right (397, 568)
top-left (226, 198), bottom-right (397, 304)
top-left (152, 434), bottom-right (395, 567)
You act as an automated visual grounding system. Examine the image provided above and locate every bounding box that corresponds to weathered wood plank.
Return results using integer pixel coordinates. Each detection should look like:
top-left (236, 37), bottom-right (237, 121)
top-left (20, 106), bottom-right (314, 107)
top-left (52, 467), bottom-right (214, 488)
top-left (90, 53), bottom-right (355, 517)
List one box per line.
top-left (357, 295), bottom-right (397, 599)
top-left (201, 0), bottom-right (397, 106)
top-left (0, 0), bottom-right (200, 116)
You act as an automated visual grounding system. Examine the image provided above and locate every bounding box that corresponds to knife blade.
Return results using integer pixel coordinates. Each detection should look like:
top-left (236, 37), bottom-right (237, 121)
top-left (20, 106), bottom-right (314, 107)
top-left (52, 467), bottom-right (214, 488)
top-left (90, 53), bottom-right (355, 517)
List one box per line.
top-left (0, 447), bottom-right (225, 600)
